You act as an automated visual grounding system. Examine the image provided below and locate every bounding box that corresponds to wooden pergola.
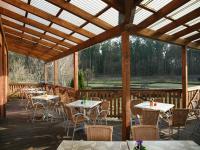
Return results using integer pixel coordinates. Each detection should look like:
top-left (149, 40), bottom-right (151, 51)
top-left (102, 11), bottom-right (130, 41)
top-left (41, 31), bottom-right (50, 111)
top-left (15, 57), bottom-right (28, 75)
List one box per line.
top-left (0, 0), bottom-right (200, 140)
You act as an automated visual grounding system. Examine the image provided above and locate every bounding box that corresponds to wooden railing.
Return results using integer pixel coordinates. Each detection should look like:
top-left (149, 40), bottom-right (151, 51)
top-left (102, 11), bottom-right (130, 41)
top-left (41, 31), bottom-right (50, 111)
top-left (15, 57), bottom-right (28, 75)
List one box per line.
top-left (78, 88), bottom-right (183, 118)
top-left (9, 83), bottom-right (200, 118)
top-left (9, 83), bottom-right (42, 97)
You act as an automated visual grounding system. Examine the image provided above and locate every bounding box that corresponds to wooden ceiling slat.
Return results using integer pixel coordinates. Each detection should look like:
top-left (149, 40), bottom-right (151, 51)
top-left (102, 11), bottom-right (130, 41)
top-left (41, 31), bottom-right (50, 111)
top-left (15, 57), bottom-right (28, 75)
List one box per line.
top-left (8, 44), bottom-right (48, 61)
top-left (0, 8), bottom-right (81, 44)
top-left (153, 8), bottom-right (200, 36)
top-left (5, 33), bottom-right (60, 57)
top-left (4, 27), bottom-right (68, 52)
top-left (137, 0), bottom-right (189, 30)
top-left (6, 36), bottom-right (51, 60)
top-left (2, 0), bottom-right (95, 38)
top-left (47, 0), bottom-right (113, 30)
top-left (2, 18), bottom-right (73, 48)
top-left (172, 22), bottom-right (200, 39)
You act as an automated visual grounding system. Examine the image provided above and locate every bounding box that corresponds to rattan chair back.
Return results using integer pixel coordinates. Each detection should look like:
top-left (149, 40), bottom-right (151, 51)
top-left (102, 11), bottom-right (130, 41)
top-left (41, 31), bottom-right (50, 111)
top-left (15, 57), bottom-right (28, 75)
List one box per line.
top-left (86, 125), bottom-right (113, 141)
top-left (131, 125), bottom-right (159, 140)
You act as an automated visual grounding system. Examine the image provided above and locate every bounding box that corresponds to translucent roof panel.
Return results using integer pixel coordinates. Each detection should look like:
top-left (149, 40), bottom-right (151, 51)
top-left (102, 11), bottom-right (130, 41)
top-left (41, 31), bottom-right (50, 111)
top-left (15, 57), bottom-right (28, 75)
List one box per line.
top-left (59, 10), bottom-right (86, 27)
top-left (31, 0), bottom-right (60, 16)
top-left (83, 23), bottom-right (105, 35)
top-left (46, 32), bottom-right (63, 40)
top-left (98, 8), bottom-right (119, 26)
top-left (167, 0), bottom-right (200, 20)
top-left (180, 31), bottom-right (199, 39)
top-left (27, 13), bottom-right (51, 26)
top-left (166, 25), bottom-right (187, 35)
top-left (133, 7), bottom-right (153, 25)
top-left (70, 0), bottom-right (107, 15)
top-left (72, 33), bottom-right (89, 41)
top-left (4, 25), bottom-right (22, 33)
top-left (141, 0), bottom-right (172, 11)
top-left (148, 18), bottom-right (172, 30)
top-left (185, 16), bottom-right (200, 26)
top-left (24, 32), bottom-right (40, 39)
top-left (0, 1), bottom-right (26, 16)
top-left (25, 24), bottom-right (44, 33)
top-left (64, 39), bottom-right (78, 46)
top-left (51, 23), bottom-right (73, 34)
top-left (192, 38), bottom-right (200, 42)
top-left (2, 15), bottom-right (24, 26)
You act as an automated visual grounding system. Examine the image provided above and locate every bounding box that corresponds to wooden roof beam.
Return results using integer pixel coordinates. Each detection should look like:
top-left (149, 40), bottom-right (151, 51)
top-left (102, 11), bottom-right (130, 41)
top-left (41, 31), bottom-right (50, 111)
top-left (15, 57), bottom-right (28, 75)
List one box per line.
top-left (128, 24), bottom-right (200, 50)
top-left (185, 33), bottom-right (200, 43)
top-left (1, 18), bottom-right (73, 48)
top-left (153, 8), bottom-right (200, 36)
top-left (137, 0), bottom-right (189, 31)
top-left (172, 22), bottom-right (200, 39)
top-left (4, 27), bottom-right (68, 53)
top-left (47, 25), bottom-right (125, 62)
top-left (101, 0), bottom-right (124, 13)
top-left (6, 35), bottom-right (51, 61)
top-left (123, 0), bottom-right (137, 24)
top-left (47, 0), bottom-right (113, 30)
top-left (2, 0), bottom-right (95, 38)
top-left (5, 33), bottom-right (60, 57)
top-left (0, 7), bottom-right (81, 44)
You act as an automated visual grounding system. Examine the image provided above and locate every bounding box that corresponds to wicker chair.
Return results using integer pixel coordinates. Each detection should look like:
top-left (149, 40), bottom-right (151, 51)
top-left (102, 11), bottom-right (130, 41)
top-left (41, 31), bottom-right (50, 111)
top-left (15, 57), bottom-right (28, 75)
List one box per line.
top-left (131, 99), bottom-right (143, 116)
top-left (63, 105), bottom-right (87, 140)
top-left (187, 99), bottom-right (200, 119)
top-left (98, 100), bottom-right (109, 124)
top-left (86, 125), bottom-right (113, 141)
top-left (25, 93), bottom-right (45, 122)
top-left (48, 88), bottom-right (54, 95)
top-left (168, 109), bottom-right (189, 138)
top-left (131, 125), bottom-right (159, 140)
top-left (87, 105), bottom-right (100, 124)
top-left (141, 109), bottom-right (160, 126)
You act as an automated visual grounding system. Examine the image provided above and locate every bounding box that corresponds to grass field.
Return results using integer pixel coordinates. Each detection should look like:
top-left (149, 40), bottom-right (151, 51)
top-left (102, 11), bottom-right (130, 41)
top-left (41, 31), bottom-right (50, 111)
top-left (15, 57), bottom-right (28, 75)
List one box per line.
top-left (85, 76), bottom-right (200, 89)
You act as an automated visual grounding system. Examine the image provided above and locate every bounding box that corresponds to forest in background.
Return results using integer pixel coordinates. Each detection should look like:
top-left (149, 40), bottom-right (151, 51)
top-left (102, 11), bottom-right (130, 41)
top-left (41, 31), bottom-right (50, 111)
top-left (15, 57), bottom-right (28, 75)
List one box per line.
top-left (9, 35), bottom-right (200, 88)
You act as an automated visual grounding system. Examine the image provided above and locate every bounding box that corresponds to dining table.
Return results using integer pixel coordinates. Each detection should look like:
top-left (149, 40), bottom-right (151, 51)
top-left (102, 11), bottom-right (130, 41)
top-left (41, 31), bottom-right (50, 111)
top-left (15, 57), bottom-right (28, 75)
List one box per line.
top-left (134, 101), bottom-right (174, 113)
top-left (57, 140), bottom-right (200, 150)
top-left (66, 100), bottom-right (102, 116)
top-left (57, 140), bottom-right (128, 150)
top-left (32, 94), bottom-right (60, 121)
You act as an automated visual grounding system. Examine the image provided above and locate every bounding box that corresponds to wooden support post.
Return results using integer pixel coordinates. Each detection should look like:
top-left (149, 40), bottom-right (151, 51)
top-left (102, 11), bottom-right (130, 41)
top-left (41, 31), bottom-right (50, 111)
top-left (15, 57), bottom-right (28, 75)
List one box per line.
top-left (74, 52), bottom-right (78, 91)
top-left (44, 63), bottom-right (48, 84)
top-left (182, 46), bottom-right (188, 108)
top-left (54, 60), bottom-right (58, 86)
top-left (0, 19), bottom-right (8, 119)
top-left (121, 31), bottom-right (131, 140)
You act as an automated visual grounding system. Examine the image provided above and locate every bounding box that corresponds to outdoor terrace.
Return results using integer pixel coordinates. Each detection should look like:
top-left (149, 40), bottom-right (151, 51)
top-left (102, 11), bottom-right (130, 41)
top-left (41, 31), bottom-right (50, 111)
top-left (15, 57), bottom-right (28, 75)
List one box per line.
top-left (0, 0), bottom-right (200, 149)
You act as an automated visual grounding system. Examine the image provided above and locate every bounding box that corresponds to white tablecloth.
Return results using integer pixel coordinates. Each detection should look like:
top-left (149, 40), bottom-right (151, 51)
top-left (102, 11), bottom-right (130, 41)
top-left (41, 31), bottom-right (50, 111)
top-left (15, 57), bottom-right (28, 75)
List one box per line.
top-left (134, 101), bottom-right (174, 112)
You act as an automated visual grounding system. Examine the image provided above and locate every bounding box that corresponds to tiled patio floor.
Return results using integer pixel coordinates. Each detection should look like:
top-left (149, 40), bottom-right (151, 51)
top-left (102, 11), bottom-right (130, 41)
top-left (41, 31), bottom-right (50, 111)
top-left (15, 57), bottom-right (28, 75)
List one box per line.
top-left (0, 99), bottom-right (199, 150)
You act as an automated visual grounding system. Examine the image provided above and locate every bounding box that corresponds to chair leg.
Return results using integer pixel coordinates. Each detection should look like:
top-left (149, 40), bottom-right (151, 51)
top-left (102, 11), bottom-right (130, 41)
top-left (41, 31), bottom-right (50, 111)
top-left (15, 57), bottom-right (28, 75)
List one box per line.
top-left (72, 124), bottom-right (76, 140)
top-left (67, 122), bottom-right (70, 137)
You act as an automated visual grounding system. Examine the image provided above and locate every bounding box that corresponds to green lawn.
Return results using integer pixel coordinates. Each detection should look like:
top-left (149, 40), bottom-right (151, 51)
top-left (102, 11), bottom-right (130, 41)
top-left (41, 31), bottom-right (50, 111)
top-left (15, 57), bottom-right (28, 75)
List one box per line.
top-left (85, 76), bottom-right (200, 89)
